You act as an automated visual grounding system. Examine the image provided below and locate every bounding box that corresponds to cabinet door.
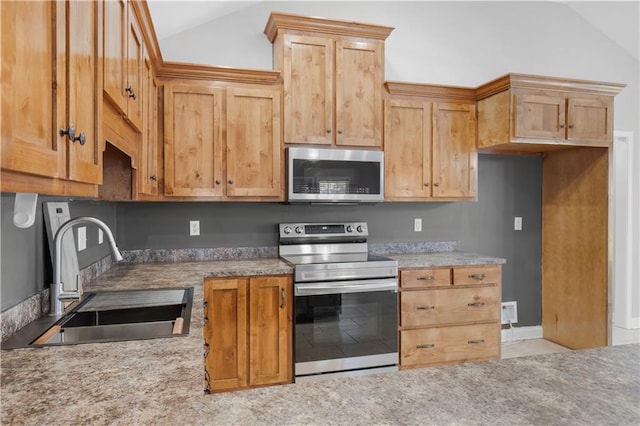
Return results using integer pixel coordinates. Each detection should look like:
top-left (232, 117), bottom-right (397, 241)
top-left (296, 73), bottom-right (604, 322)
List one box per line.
top-left (432, 103), bottom-right (477, 198)
top-left (248, 276), bottom-right (292, 386)
top-left (566, 96), bottom-right (612, 146)
top-left (384, 99), bottom-right (432, 198)
top-left (66, 0), bottom-right (101, 184)
top-left (513, 91), bottom-right (566, 140)
top-left (103, 0), bottom-right (127, 114)
top-left (226, 87), bottom-right (282, 198)
top-left (126, 4), bottom-right (143, 131)
top-left (139, 50), bottom-right (158, 196)
top-left (283, 34), bottom-right (333, 144)
top-left (164, 84), bottom-right (224, 197)
top-left (1, 1), bottom-right (65, 178)
top-left (335, 39), bottom-right (383, 147)
top-left (204, 278), bottom-right (248, 392)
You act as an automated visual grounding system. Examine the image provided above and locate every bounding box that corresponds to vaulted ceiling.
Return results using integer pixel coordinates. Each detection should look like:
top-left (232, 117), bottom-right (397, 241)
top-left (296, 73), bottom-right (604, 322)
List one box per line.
top-left (147, 1), bottom-right (639, 61)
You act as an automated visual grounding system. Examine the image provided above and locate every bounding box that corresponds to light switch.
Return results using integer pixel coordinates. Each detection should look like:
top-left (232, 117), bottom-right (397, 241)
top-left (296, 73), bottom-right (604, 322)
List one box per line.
top-left (514, 217), bottom-right (522, 231)
top-left (77, 226), bottom-right (87, 251)
top-left (190, 220), bottom-right (200, 236)
top-left (414, 218), bottom-right (422, 232)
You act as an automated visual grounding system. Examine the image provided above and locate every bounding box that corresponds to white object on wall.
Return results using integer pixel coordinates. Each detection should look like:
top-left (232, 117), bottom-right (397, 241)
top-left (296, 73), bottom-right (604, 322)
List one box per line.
top-left (613, 130), bottom-right (638, 330)
top-left (13, 193), bottom-right (37, 228)
top-left (43, 202), bottom-right (80, 293)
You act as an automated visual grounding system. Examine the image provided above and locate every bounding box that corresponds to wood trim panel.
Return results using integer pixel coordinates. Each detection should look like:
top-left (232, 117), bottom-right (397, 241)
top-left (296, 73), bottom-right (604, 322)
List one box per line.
top-left (157, 62), bottom-right (281, 85)
top-left (385, 81), bottom-right (476, 102)
top-left (129, 0), bottom-right (163, 69)
top-left (0, 170), bottom-right (98, 197)
top-left (542, 147), bottom-right (609, 349)
top-left (476, 73), bottom-right (625, 100)
top-left (264, 11), bottom-right (394, 42)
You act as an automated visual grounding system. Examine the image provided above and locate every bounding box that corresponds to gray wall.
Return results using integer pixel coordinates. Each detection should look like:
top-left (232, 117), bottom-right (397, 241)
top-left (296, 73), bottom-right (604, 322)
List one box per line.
top-left (0, 195), bottom-right (116, 311)
top-left (116, 154), bottom-right (542, 326)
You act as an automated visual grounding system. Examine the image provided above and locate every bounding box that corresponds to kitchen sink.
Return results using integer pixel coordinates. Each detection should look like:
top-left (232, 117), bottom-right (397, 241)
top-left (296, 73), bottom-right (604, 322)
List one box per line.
top-left (1, 287), bottom-right (193, 349)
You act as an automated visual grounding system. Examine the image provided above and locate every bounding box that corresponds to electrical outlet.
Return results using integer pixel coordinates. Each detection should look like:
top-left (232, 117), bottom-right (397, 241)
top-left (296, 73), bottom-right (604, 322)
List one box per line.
top-left (414, 218), bottom-right (422, 232)
top-left (77, 226), bottom-right (87, 251)
top-left (501, 301), bottom-right (518, 324)
top-left (98, 229), bottom-right (104, 244)
top-left (189, 220), bottom-right (200, 236)
top-left (514, 217), bottom-right (523, 231)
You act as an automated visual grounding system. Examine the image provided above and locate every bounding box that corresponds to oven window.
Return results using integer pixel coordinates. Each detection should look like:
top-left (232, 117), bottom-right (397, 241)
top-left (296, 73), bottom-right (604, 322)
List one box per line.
top-left (295, 291), bottom-right (398, 363)
top-left (291, 159), bottom-right (381, 195)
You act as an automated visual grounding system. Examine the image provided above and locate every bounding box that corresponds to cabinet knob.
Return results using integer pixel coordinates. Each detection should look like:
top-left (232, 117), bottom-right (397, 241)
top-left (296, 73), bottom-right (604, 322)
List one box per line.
top-left (559, 124), bottom-right (566, 129)
top-left (125, 85), bottom-right (137, 100)
top-left (215, 179), bottom-right (221, 185)
top-left (338, 130), bottom-right (343, 134)
top-left (433, 183), bottom-right (439, 187)
top-left (150, 175), bottom-right (157, 181)
top-left (568, 124), bottom-right (575, 129)
top-left (327, 129), bottom-right (332, 134)
top-left (424, 183), bottom-right (430, 187)
top-left (59, 126), bottom-right (86, 145)
top-left (228, 180), bottom-right (234, 184)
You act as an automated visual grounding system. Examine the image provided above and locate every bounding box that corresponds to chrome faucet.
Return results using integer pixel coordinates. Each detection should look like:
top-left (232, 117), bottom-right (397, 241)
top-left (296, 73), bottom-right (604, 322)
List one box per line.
top-left (50, 216), bottom-right (123, 316)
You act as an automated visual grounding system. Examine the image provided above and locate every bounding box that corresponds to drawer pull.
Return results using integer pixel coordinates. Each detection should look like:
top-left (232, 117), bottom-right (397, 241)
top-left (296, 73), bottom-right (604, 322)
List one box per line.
top-left (468, 339), bottom-right (485, 344)
top-left (467, 302), bottom-right (486, 307)
top-left (468, 273), bottom-right (486, 280)
top-left (416, 305), bottom-right (435, 311)
top-left (417, 276), bottom-right (435, 281)
top-left (416, 344), bottom-right (435, 349)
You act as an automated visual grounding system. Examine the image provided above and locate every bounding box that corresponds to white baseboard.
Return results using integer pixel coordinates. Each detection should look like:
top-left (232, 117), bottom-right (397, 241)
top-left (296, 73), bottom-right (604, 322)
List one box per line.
top-left (501, 325), bottom-right (543, 343)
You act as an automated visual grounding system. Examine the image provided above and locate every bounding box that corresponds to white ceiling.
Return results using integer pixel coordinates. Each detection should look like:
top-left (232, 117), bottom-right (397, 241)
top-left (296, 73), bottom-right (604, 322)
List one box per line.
top-left (147, 1), bottom-right (639, 61)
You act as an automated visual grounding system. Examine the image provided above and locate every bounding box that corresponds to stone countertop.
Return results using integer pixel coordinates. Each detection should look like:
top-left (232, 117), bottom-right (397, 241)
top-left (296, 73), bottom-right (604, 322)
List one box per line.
top-left (388, 251), bottom-right (506, 268)
top-left (3, 257), bottom-right (637, 425)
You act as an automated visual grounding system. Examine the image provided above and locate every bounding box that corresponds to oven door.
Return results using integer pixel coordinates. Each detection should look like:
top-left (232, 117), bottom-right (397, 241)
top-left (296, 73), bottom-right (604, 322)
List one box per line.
top-left (294, 278), bottom-right (398, 379)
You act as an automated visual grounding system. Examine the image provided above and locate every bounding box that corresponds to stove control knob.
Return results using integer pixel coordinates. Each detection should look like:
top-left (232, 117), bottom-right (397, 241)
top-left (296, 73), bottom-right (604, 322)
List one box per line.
top-left (356, 225), bottom-right (364, 233)
top-left (295, 226), bottom-right (304, 234)
top-left (346, 225), bottom-right (354, 233)
top-left (283, 226), bottom-right (292, 235)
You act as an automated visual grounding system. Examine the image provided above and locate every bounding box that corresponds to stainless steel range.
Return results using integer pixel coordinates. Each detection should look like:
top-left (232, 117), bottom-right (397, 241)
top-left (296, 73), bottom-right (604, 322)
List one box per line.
top-left (279, 222), bottom-right (399, 381)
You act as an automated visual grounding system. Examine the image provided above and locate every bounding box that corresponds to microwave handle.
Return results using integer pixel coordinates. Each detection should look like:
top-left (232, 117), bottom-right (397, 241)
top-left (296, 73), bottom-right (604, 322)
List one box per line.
top-left (295, 278), bottom-right (398, 296)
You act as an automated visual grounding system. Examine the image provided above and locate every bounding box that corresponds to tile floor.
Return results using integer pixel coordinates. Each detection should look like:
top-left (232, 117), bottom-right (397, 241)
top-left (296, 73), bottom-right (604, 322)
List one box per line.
top-left (501, 338), bottom-right (571, 359)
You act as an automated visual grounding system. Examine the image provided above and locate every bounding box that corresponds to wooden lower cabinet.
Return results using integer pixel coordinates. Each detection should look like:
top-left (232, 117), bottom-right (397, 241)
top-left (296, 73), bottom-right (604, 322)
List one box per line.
top-left (399, 264), bottom-right (502, 369)
top-left (203, 275), bottom-right (292, 393)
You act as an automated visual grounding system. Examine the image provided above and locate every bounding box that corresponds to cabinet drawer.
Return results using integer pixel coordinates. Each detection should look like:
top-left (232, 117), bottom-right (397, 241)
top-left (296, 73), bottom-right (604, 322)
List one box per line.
top-left (453, 265), bottom-right (501, 285)
top-left (400, 286), bottom-right (499, 327)
top-left (400, 268), bottom-right (451, 288)
top-left (400, 323), bottom-right (499, 367)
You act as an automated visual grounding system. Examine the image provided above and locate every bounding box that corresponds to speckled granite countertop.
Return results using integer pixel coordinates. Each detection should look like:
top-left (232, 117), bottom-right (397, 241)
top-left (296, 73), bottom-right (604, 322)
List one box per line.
top-left (388, 251), bottom-right (506, 268)
top-left (3, 257), bottom-right (637, 425)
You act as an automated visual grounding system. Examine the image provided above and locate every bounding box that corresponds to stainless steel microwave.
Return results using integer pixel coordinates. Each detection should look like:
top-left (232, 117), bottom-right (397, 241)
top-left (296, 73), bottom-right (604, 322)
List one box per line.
top-left (287, 147), bottom-right (384, 203)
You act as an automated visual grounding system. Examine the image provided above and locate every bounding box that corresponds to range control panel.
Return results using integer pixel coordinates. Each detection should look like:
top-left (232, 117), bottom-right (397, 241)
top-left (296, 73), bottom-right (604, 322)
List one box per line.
top-left (279, 222), bottom-right (368, 239)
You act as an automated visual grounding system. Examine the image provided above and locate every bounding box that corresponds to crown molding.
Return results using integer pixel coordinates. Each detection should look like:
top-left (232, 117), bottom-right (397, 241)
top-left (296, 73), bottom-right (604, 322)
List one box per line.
top-left (264, 11), bottom-right (394, 42)
top-left (157, 62), bottom-right (281, 85)
top-left (385, 81), bottom-right (476, 102)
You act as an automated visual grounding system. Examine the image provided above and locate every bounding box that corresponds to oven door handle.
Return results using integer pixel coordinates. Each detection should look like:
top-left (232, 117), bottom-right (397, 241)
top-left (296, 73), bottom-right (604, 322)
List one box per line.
top-left (295, 278), bottom-right (398, 296)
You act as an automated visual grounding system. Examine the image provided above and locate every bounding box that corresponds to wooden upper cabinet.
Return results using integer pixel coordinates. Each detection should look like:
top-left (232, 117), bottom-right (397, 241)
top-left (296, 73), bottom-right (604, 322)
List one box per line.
top-left (283, 35), bottom-right (333, 144)
top-left (164, 83), bottom-right (224, 197)
top-left (432, 102), bottom-right (477, 198)
top-left (265, 12), bottom-right (393, 148)
top-left (103, 0), bottom-right (143, 132)
top-left (384, 83), bottom-right (477, 201)
top-left (335, 40), bottom-right (383, 147)
top-left (384, 99), bottom-right (432, 198)
top-left (139, 48), bottom-right (158, 197)
top-left (477, 74), bottom-right (624, 153)
top-left (226, 86), bottom-right (282, 198)
top-left (1, 0), bottom-right (100, 188)
top-left (1, 1), bottom-right (65, 179)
